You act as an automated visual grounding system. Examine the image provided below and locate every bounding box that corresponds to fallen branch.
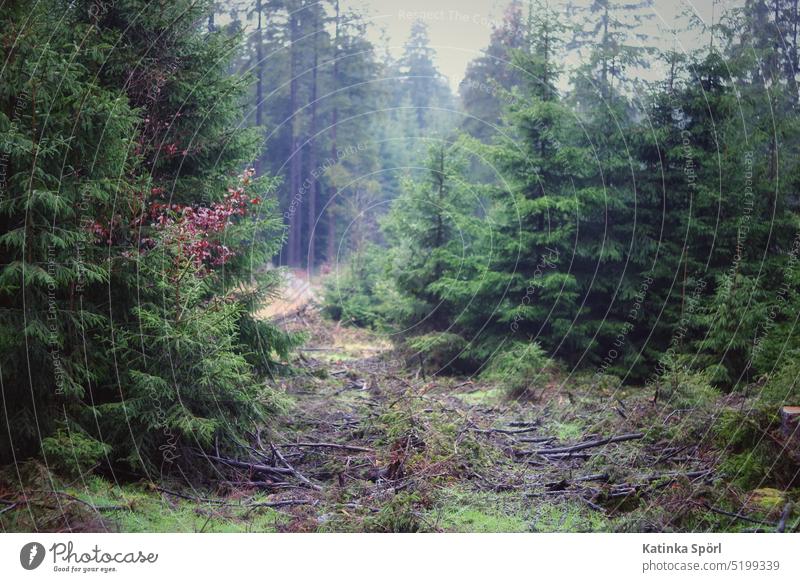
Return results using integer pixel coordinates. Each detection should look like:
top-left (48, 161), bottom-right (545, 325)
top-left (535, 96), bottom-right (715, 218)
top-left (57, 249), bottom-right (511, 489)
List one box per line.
top-left (246, 498), bottom-right (318, 509)
top-left (271, 443), bottom-right (322, 491)
top-left (691, 501), bottom-right (777, 528)
top-left (157, 487), bottom-right (229, 505)
top-left (516, 436), bottom-right (556, 444)
top-left (603, 470), bottom-right (711, 500)
top-left (284, 442), bottom-right (373, 453)
top-left (544, 473), bottom-right (609, 489)
top-left (202, 454), bottom-right (294, 475)
top-left (472, 426), bottom-right (540, 436)
top-left (157, 487), bottom-right (315, 510)
top-left (532, 432), bottom-right (645, 455)
top-left (217, 481), bottom-right (299, 490)
top-left (650, 444), bottom-right (692, 466)
top-left (579, 496), bottom-right (606, 513)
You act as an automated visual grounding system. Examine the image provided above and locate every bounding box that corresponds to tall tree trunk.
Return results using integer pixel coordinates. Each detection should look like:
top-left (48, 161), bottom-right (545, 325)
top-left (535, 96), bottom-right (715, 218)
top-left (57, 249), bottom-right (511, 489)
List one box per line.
top-left (601, 4), bottom-right (609, 98)
top-left (307, 8), bottom-right (319, 268)
top-left (326, 0), bottom-right (340, 265)
top-left (288, 7), bottom-right (302, 266)
top-left (786, 0), bottom-right (799, 102)
top-left (255, 0), bottom-right (265, 176)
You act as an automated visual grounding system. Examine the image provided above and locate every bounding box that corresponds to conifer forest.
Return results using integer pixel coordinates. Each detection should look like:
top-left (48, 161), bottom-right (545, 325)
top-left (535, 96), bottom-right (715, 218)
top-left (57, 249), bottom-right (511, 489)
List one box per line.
top-left (2, 0), bottom-right (800, 536)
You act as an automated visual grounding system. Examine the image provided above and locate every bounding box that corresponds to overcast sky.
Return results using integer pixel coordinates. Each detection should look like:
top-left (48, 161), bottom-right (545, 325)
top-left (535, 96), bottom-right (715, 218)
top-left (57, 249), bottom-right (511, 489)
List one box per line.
top-left (340, 0), bottom-right (731, 90)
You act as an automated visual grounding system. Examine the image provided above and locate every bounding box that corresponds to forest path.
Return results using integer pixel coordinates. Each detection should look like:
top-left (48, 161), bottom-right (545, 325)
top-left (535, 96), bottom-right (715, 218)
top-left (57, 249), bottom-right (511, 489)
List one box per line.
top-left (257, 269), bottom-right (318, 319)
top-left (255, 306), bottom-right (717, 532)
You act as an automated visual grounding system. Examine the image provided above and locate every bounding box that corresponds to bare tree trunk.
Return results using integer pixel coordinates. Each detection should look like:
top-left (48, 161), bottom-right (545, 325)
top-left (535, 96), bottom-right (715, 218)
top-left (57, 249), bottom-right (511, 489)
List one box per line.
top-left (601, 3), bottom-right (609, 98)
top-left (326, 0), bottom-right (340, 265)
top-left (254, 0), bottom-right (264, 176)
top-left (307, 8), bottom-right (319, 268)
top-left (288, 7), bottom-right (302, 266)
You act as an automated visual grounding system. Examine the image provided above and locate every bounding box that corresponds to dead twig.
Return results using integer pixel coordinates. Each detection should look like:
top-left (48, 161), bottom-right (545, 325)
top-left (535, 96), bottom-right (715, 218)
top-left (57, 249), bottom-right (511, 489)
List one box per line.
top-left (472, 426), bottom-right (541, 436)
top-left (246, 498), bottom-right (318, 509)
top-left (692, 501), bottom-right (777, 528)
top-left (157, 487), bottom-right (316, 510)
top-left (202, 453), bottom-right (294, 475)
top-left (271, 443), bottom-right (323, 491)
top-left (283, 442), bottom-right (373, 453)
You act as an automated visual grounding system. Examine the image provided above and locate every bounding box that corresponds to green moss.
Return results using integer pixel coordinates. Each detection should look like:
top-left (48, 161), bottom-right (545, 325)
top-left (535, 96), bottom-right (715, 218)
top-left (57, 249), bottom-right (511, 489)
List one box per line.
top-left (744, 488), bottom-right (787, 517)
top-left (453, 387), bottom-right (505, 406)
top-left (529, 502), bottom-right (610, 532)
top-left (431, 486), bottom-right (529, 532)
top-left (438, 505), bottom-right (529, 532)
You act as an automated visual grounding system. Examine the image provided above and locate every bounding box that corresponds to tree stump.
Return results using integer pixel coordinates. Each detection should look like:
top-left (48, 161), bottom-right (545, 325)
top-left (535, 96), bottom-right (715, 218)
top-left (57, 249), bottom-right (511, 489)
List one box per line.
top-left (780, 406), bottom-right (800, 452)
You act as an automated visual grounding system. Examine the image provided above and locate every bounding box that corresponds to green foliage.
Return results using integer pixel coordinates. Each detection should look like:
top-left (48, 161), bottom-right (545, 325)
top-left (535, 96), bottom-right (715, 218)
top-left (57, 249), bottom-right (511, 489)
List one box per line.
top-left (382, 140), bottom-right (482, 333)
top-left (41, 425), bottom-right (111, 479)
top-left (759, 358), bottom-right (800, 409)
top-left (481, 341), bottom-right (554, 398)
top-left (654, 356), bottom-right (720, 411)
top-left (0, 467), bottom-right (285, 533)
top-left (99, 244), bottom-right (287, 472)
top-left (322, 243), bottom-right (397, 328)
top-left (713, 407), bottom-right (797, 492)
top-left (363, 491), bottom-right (424, 533)
top-left (718, 448), bottom-right (774, 491)
top-left (405, 332), bottom-right (468, 373)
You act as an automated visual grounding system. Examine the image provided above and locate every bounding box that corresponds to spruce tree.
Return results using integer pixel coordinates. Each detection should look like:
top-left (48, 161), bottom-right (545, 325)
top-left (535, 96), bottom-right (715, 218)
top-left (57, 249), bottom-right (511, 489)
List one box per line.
top-left (0, 0), bottom-right (293, 472)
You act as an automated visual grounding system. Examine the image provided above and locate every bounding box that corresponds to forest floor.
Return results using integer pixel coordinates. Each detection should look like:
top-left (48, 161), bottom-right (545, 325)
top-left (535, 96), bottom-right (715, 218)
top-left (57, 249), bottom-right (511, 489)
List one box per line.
top-left (2, 293), bottom-right (795, 532)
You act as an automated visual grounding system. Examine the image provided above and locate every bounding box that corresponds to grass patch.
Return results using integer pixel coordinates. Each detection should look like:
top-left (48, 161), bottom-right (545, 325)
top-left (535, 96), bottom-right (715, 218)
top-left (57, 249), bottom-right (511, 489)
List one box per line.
top-left (529, 501), bottom-right (610, 532)
top-left (430, 486), bottom-right (529, 532)
top-left (551, 420), bottom-right (584, 441)
top-left (1, 471), bottom-right (286, 533)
